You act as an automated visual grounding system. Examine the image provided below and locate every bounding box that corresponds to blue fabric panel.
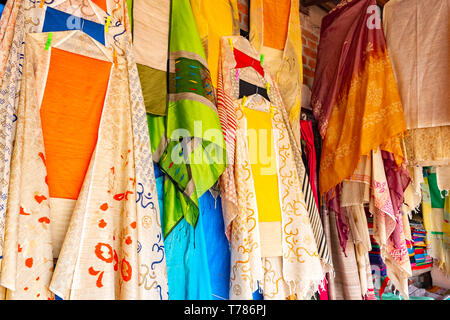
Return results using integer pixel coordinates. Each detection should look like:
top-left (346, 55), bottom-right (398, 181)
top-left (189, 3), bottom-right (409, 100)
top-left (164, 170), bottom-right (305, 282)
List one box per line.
top-left (42, 7), bottom-right (105, 45)
top-left (199, 191), bottom-right (230, 300)
top-left (156, 171), bottom-right (212, 300)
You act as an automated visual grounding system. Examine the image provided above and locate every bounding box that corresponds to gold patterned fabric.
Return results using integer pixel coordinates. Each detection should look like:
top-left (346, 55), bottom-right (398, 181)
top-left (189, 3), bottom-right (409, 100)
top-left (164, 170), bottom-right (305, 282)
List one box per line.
top-left (403, 126), bottom-right (450, 167)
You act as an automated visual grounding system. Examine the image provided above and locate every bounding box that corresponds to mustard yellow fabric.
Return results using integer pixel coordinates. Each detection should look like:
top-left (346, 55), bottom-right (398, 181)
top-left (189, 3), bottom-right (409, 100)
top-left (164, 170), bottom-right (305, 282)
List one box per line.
top-left (243, 106), bottom-right (281, 223)
top-left (190, 0), bottom-right (240, 88)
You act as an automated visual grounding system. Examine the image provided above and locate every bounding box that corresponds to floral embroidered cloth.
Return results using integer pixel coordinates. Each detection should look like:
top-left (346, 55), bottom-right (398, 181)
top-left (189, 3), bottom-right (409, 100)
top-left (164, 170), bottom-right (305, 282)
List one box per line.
top-left (0, 0), bottom-right (167, 299)
top-left (0, 30), bottom-right (167, 300)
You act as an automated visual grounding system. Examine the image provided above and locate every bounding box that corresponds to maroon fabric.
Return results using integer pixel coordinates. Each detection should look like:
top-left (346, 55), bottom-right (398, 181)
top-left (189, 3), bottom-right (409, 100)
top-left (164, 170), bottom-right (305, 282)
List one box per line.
top-left (381, 150), bottom-right (411, 248)
top-left (233, 48), bottom-right (265, 77)
top-left (310, 0), bottom-right (385, 138)
top-left (327, 185), bottom-right (350, 256)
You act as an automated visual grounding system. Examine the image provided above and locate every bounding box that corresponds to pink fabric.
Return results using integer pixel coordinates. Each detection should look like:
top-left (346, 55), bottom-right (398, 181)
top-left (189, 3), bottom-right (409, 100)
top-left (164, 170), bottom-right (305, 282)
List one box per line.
top-left (381, 150), bottom-right (411, 249)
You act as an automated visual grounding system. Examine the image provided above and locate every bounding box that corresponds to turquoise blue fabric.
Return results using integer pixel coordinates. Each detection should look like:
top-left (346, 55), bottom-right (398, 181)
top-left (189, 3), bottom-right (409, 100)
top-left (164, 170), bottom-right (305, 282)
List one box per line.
top-left (42, 7), bottom-right (105, 45)
top-left (199, 189), bottom-right (230, 300)
top-left (154, 164), bottom-right (231, 300)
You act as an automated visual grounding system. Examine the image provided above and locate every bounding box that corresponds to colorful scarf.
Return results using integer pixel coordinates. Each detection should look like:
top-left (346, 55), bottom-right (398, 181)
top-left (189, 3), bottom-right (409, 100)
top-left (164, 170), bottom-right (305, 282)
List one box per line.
top-left (325, 207), bottom-right (363, 300)
top-left (337, 149), bottom-right (412, 299)
top-left (153, 0), bottom-right (226, 238)
top-left (370, 149), bottom-right (412, 299)
top-left (1, 30), bottom-right (166, 299)
top-left (311, 0), bottom-right (407, 196)
top-left (0, 0), bottom-right (21, 80)
top-left (155, 164), bottom-right (230, 300)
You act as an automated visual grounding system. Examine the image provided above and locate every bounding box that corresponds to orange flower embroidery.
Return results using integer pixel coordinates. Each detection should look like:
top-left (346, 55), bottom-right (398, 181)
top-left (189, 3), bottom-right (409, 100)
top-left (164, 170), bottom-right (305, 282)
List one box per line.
top-left (98, 219), bottom-right (107, 228)
top-left (88, 267), bottom-right (104, 288)
top-left (130, 221), bottom-right (136, 229)
top-left (94, 243), bottom-right (113, 263)
top-left (38, 152), bottom-right (46, 165)
top-left (100, 203), bottom-right (108, 211)
top-left (113, 191), bottom-right (133, 201)
top-left (121, 259), bottom-right (132, 282)
top-left (88, 267), bottom-right (100, 275)
top-left (125, 236), bottom-right (132, 245)
top-left (19, 206), bottom-right (30, 216)
top-left (113, 250), bottom-right (118, 272)
top-left (96, 272), bottom-right (105, 288)
top-left (38, 217), bottom-right (50, 224)
top-left (25, 258), bottom-right (33, 268)
top-left (34, 195), bottom-right (47, 204)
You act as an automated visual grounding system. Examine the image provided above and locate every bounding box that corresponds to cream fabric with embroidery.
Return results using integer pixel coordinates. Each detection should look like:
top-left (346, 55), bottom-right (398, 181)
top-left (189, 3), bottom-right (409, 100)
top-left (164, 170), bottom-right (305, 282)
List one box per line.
top-left (229, 90), bottom-right (323, 300)
top-left (0, 31), bottom-right (167, 300)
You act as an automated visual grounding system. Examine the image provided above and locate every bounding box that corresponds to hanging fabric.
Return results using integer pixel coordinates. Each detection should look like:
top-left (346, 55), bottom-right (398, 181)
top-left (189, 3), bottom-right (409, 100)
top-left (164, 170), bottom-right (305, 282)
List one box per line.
top-left (154, 0), bottom-right (227, 238)
top-left (0, 0), bottom-right (167, 300)
top-left (132, 0), bottom-right (170, 116)
top-left (218, 35), bottom-right (325, 300)
top-left (190, 0), bottom-right (240, 88)
top-left (249, 0), bottom-right (303, 148)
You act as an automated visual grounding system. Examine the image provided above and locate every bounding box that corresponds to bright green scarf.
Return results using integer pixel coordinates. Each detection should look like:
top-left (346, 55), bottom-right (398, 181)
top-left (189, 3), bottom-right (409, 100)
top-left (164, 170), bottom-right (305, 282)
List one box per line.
top-left (151, 0), bottom-right (227, 237)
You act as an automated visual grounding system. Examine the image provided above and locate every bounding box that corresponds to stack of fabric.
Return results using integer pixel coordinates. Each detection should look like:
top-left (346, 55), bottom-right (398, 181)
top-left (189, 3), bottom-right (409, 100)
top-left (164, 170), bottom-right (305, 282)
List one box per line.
top-left (410, 223), bottom-right (433, 272)
top-left (367, 215), bottom-right (388, 299)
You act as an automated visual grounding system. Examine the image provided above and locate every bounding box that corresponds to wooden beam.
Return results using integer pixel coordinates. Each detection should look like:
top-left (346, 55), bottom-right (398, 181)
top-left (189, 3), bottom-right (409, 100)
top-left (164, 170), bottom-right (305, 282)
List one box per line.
top-left (301, 0), bottom-right (332, 6)
top-left (302, 0), bottom-right (389, 9)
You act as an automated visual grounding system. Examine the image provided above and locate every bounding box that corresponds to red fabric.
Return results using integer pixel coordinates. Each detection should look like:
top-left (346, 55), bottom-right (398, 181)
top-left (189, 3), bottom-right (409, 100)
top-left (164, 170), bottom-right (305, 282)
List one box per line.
top-left (300, 120), bottom-right (319, 207)
top-left (233, 48), bottom-right (265, 77)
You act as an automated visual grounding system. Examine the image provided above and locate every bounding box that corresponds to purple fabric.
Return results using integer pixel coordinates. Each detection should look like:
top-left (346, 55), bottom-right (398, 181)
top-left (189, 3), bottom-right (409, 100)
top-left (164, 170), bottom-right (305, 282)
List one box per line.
top-left (327, 185), bottom-right (350, 256)
top-left (381, 150), bottom-right (411, 249)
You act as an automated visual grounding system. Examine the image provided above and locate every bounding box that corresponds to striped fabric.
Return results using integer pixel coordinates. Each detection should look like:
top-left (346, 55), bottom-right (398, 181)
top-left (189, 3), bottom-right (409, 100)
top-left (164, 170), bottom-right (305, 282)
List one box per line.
top-left (216, 69), bottom-right (236, 166)
top-left (302, 172), bottom-right (332, 270)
